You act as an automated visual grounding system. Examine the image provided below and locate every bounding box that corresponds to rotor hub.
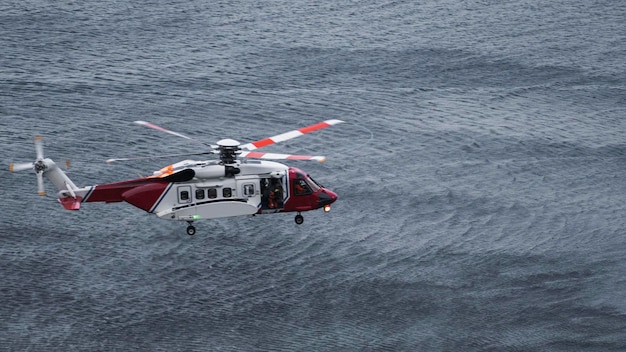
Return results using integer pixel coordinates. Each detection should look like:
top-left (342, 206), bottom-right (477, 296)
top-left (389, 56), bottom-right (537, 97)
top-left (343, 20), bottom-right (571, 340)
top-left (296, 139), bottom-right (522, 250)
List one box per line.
top-left (216, 139), bottom-right (241, 164)
top-left (34, 160), bottom-right (47, 173)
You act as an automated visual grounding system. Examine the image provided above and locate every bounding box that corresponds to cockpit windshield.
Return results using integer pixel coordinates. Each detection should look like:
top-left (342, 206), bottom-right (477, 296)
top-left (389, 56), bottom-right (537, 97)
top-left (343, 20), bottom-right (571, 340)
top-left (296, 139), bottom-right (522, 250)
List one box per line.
top-left (306, 176), bottom-right (322, 192)
top-left (293, 171), bottom-right (322, 195)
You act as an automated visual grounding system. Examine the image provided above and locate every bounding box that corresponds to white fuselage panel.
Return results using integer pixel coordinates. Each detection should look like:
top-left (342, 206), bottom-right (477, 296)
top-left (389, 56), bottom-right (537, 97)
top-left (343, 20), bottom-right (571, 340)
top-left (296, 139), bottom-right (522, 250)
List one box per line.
top-left (152, 160), bottom-right (289, 221)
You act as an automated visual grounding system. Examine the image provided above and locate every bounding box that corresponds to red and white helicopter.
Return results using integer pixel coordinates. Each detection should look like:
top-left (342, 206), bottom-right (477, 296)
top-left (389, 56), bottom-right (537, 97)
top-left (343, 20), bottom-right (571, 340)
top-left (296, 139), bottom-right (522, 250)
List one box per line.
top-left (10, 119), bottom-right (343, 235)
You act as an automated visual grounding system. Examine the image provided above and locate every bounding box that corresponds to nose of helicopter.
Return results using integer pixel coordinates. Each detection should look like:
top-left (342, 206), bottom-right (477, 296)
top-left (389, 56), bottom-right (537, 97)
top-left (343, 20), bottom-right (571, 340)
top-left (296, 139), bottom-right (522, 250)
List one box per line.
top-left (327, 189), bottom-right (338, 203)
top-left (318, 188), bottom-right (338, 211)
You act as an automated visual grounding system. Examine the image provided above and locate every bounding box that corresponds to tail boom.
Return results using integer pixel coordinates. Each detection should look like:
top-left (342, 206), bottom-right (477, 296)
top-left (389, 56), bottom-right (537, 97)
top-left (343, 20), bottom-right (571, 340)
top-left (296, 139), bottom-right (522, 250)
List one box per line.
top-left (56, 179), bottom-right (171, 212)
top-left (41, 159), bottom-right (170, 212)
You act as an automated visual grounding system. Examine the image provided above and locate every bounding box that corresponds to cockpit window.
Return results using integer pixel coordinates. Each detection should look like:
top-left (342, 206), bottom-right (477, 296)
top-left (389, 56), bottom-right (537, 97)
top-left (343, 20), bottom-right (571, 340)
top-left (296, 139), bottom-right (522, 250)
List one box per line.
top-left (306, 176), bottom-right (322, 192)
top-left (294, 179), bottom-right (312, 195)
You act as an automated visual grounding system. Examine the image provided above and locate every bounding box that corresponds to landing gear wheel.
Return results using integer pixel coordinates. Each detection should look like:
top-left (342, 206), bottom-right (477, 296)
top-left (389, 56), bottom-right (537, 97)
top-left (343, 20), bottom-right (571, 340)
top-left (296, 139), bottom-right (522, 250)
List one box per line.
top-left (186, 225), bottom-right (196, 236)
top-left (294, 214), bottom-right (304, 225)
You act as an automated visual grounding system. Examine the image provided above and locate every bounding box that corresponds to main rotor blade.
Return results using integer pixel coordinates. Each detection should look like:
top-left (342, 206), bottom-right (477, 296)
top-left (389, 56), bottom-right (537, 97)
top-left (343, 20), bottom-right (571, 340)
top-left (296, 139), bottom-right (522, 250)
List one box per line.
top-left (240, 119), bottom-right (344, 151)
top-left (241, 151), bottom-right (327, 162)
top-left (134, 120), bottom-right (194, 140)
top-left (34, 136), bottom-right (44, 160)
top-left (105, 151), bottom-right (214, 163)
top-left (134, 121), bottom-right (215, 147)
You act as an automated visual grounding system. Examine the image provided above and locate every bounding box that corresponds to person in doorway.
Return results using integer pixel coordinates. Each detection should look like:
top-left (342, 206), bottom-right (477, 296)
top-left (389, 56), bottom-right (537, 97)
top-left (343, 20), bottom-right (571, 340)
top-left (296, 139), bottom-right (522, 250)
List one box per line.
top-left (272, 181), bottom-right (283, 208)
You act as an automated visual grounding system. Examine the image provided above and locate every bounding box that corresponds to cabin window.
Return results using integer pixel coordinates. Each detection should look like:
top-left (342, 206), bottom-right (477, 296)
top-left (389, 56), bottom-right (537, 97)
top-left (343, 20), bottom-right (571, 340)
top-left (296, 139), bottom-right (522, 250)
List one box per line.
top-left (208, 188), bottom-right (217, 199)
top-left (178, 186), bottom-right (192, 203)
top-left (223, 188), bottom-right (232, 198)
top-left (243, 183), bottom-right (255, 197)
top-left (195, 189), bottom-right (205, 200)
top-left (294, 179), bottom-right (312, 196)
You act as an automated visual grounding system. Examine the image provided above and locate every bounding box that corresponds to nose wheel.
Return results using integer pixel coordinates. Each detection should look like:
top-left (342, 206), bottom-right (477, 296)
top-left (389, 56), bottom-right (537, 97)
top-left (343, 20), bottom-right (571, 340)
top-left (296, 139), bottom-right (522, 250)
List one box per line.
top-left (294, 213), bottom-right (304, 225)
top-left (186, 221), bottom-right (196, 236)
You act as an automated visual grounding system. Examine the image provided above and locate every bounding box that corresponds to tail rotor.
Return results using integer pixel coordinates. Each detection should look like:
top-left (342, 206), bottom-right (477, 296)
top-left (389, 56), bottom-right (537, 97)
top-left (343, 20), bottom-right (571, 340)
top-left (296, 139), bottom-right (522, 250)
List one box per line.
top-left (10, 136), bottom-right (48, 196)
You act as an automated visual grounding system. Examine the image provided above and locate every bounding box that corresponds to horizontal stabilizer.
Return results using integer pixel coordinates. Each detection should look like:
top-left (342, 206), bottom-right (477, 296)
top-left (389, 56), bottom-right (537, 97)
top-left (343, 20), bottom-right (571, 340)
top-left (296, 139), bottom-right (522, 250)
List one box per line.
top-left (59, 196), bottom-right (82, 210)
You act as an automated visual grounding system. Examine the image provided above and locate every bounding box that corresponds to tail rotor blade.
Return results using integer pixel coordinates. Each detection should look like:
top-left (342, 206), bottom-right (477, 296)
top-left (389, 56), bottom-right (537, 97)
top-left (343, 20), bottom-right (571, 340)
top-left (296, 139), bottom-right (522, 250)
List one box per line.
top-left (10, 136), bottom-right (50, 196)
top-left (37, 172), bottom-right (46, 196)
top-left (34, 136), bottom-right (44, 160)
top-left (10, 162), bottom-right (34, 172)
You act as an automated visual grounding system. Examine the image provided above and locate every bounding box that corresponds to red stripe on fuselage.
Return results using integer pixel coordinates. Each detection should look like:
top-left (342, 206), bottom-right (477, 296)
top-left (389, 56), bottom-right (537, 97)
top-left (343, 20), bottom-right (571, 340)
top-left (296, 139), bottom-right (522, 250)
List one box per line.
top-left (122, 182), bottom-right (171, 212)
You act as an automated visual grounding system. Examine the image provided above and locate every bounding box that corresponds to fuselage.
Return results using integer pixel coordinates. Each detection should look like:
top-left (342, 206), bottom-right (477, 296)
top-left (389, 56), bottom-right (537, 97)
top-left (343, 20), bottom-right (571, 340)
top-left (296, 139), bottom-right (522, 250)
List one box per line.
top-left (58, 159), bottom-right (338, 222)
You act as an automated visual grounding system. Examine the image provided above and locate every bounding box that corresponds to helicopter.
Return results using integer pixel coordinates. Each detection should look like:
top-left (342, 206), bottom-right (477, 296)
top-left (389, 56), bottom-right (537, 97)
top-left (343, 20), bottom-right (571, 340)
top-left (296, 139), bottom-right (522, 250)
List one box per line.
top-left (9, 119), bottom-right (343, 235)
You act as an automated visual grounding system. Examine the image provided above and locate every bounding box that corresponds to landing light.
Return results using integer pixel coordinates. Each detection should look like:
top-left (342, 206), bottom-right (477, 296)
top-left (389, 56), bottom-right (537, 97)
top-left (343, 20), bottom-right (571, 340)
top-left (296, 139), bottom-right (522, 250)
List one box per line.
top-left (193, 215), bottom-right (201, 220)
top-left (324, 204), bottom-right (331, 212)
